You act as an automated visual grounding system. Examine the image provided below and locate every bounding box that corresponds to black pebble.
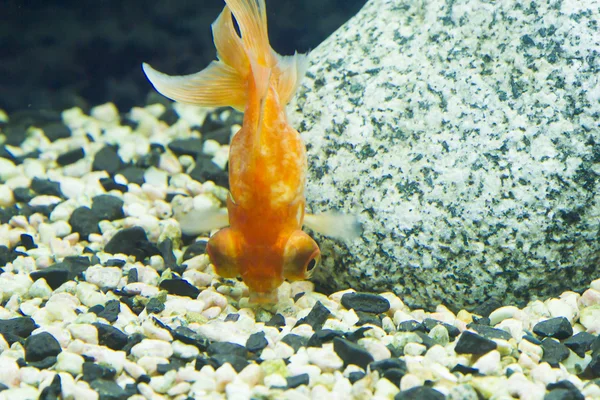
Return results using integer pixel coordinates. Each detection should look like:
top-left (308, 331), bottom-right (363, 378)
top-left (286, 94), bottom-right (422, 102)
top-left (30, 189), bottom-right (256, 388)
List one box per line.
top-left (286, 373), bottom-right (309, 389)
top-left (158, 108), bottom-right (179, 125)
top-left (564, 332), bottom-right (596, 358)
top-left (246, 331), bottom-right (268, 353)
top-left (91, 194), bottom-right (124, 221)
top-left (523, 334), bottom-right (542, 345)
top-left (341, 292), bottom-right (390, 314)
top-left (122, 333), bottom-right (145, 355)
top-left (307, 329), bottom-right (344, 347)
top-left (28, 356), bottom-right (58, 370)
top-left (25, 332), bottom-right (62, 362)
top-left (127, 268), bottom-right (138, 283)
top-left (189, 156), bottom-right (228, 188)
top-left (57, 148), bottom-right (85, 166)
top-left (383, 368), bottom-right (405, 387)
top-left (100, 177), bottom-right (128, 193)
top-left (135, 149), bottom-right (161, 169)
top-left (416, 331), bottom-right (436, 349)
top-left (104, 226), bottom-right (160, 261)
top-left (224, 314), bottom-right (240, 322)
top-left (451, 364), bottom-right (479, 375)
top-left (394, 386), bottom-right (445, 400)
top-left (0, 146), bottom-right (16, 162)
top-left (356, 311), bottom-right (382, 327)
top-left (69, 206), bottom-right (100, 239)
top-left (398, 320), bottom-right (425, 333)
top-left (540, 338), bottom-right (570, 367)
top-left (422, 319), bottom-right (460, 338)
top-left (119, 166), bottom-right (146, 185)
top-left (82, 361), bottom-right (117, 382)
top-left (42, 122), bottom-right (72, 142)
top-left (89, 379), bottom-right (129, 400)
top-left (105, 259), bottom-right (126, 267)
top-left (31, 177), bottom-right (63, 197)
top-left (348, 371), bottom-right (365, 383)
top-left (0, 317), bottom-right (38, 345)
top-left (39, 374), bottom-right (61, 400)
top-left (182, 240), bottom-right (208, 261)
top-left (583, 353), bottom-right (600, 378)
top-left (208, 342), bottom-right (247, 358)
top-left (158, 238), bottom-right (178, 271)
top-left (30, 256), bottom-right (90, 290)
top-left (13, 187), bottom-right (36, 203)
top-left (265, 313), bottom-right (286, 329)
top-left (295, 301), bottom-right (331, 331)
top-left (468, 323), bottom-right (512, 341)
top-left (172, 327), bottom-right (208, 351)
top-left (19, 233), bottom-right (36, 250)
top-left (93, 323), bottom-right (128, 351)
top-left (157, 358), bottom-right (186, 374)
top-left (281, 334), bottom-right (308, 353)
top-left (97, 300), bottom-right (120, 322)
top-left (168, 138), bottom-right (205, 158)
top-left (333, 337), bottom-right (374, 369)
top-left (472, 298), bottom-right (502, 318)
top-left (369, 357), bottom-right (407, 375)
top-left (0, 246), bottom-right (22, 266)
top-left (93, 146), bottom-right (124, 175)
top-left (146, 297), bottom-right (165, 314)
top-left (159, 278), bottom-right (200, 298)
top-left (545, 380), bottom-right (584, 400)
top-left (533, 317), bottom-right (573, 340)
top-left (454, 331), bottom-right (497, 355)
top-left (210, 354), bottom-right (248, 373)
top-left (203, 126), bottom-right (232, 145)
top-left (345, 326), bottom-right (372, 343)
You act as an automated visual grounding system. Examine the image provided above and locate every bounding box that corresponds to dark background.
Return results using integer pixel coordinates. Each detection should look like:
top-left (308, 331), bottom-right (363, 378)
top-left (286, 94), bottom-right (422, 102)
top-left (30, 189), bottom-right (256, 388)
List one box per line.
top-left (0, 0), bottom-right (366, 114)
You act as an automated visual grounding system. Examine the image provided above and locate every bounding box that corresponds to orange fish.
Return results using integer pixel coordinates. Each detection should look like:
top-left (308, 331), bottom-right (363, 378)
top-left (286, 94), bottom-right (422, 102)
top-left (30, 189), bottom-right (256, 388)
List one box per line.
top-left (143, 0), bottom-right (358, 302)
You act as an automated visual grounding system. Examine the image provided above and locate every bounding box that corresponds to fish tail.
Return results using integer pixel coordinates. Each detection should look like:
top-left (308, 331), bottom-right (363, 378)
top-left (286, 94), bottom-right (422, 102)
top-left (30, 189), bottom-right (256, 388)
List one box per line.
top-left (142, 0), bottom-right (309, 110)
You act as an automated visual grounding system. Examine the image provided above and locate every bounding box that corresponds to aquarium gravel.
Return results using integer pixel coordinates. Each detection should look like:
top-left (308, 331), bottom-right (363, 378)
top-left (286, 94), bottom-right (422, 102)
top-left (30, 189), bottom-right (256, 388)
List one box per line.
top-left (0, 103), bottom-right (598, 400)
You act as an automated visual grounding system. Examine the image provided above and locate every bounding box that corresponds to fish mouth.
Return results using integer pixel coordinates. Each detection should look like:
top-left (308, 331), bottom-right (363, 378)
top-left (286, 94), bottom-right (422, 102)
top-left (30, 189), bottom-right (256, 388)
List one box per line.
top-left (249, 290), bottom-right (278, 304)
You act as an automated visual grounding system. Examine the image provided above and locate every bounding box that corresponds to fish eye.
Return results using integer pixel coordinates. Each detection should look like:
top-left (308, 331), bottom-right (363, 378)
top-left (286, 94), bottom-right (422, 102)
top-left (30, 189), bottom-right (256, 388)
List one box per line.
top-left (282, 231), bottom-right (320, 281)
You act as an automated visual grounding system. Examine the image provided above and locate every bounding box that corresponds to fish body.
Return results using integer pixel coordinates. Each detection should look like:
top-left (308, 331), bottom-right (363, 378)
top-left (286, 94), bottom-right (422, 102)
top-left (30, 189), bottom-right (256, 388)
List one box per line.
top-left (143, 0), bottom-right (321, 301)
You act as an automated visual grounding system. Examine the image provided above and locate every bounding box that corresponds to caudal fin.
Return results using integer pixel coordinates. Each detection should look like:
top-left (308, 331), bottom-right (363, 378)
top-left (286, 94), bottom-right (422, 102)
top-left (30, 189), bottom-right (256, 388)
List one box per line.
top-left (142, 0), bottom-right (309, 111)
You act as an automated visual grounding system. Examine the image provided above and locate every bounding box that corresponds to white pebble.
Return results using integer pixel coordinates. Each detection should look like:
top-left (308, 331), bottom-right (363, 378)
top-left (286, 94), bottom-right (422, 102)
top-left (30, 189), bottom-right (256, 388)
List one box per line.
top-left (172, 340), bottom-right (200, 360)
top-left (473, 350), bottom-right (501, 375)
top-left (404, 342), bottom-right (426, 356)
top-left (69, 324), bottom-right (99, 345)
top-left (215, 363), bottom-right (237, 391)
top-left (307, 345), bottom-right (343, 372)
top-left (0, 357), bottom-right (20, 386)
top-left (55, 352), bottom-right (84, 375)
top-left (0, 158), bottom-right (18, 180)
top-left (84, 265), bottom-right (122, 289)
top-left (0, 185), bottom-right (14, 207)
top-left (131, 339), bottom-right (173, 359)
top-left (489, 306), bottom-right (521, 325)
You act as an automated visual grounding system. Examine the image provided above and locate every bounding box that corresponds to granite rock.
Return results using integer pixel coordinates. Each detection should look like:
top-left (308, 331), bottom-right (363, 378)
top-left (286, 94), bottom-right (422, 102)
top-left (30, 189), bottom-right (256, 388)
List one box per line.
top-left (289, 0), bottom-right (600, 309)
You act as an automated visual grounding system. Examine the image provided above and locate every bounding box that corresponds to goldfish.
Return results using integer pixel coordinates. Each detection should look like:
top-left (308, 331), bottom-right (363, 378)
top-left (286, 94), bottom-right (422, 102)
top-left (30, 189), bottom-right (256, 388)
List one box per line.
top-left (143, 0), bottom-right (358, 302)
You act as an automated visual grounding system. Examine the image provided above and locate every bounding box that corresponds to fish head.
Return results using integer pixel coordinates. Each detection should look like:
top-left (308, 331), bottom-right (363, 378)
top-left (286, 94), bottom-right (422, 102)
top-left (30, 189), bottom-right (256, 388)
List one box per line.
top-left (207, 227), bottom-right (320, 302)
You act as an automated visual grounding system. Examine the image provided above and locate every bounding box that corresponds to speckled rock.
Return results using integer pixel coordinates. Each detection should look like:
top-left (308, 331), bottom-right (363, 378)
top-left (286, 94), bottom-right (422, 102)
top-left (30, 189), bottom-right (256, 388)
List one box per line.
top-left (289, 0), bottom-right (600, 309)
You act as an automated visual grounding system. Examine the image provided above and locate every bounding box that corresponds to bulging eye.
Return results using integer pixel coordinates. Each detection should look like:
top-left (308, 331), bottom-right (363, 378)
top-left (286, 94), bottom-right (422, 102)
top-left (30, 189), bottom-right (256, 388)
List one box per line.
top-left (282, 230), bottom-right (321, 281)
top-left (206, 228), bottom-right (240, 278)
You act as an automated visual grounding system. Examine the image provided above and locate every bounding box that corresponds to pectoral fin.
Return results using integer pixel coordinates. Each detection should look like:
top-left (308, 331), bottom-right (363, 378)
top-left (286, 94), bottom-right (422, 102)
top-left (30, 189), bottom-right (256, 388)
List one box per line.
top-left (172, 198), bottom-right (229, 236)
top-left (304, 212), bottom-right (362, 241)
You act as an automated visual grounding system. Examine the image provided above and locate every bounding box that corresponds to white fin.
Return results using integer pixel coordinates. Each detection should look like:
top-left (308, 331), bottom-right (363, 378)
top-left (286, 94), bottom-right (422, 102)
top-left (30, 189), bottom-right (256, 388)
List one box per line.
top-left (142, 62), bottom-right (247, 111)
top-left (304, 212), bottom-right (362, 241)
top-left (275, 51), bottom-right (310, 105)
top-left (172, 197), bottom-right (229, 236)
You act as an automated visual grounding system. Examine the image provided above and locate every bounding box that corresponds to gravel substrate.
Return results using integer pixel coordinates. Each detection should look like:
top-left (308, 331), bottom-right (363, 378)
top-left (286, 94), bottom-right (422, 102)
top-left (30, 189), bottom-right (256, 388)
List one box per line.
top-left (0, 103), bottom-right (598, 400)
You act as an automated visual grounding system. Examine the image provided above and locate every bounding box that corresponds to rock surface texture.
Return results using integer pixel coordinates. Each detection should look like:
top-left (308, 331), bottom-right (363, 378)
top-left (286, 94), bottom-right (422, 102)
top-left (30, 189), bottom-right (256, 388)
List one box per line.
top-left (289, 0), bottom-right (600, 310)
